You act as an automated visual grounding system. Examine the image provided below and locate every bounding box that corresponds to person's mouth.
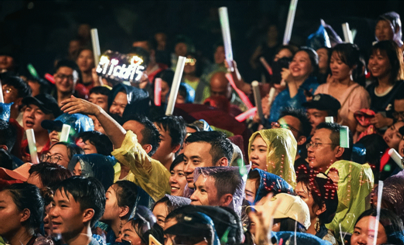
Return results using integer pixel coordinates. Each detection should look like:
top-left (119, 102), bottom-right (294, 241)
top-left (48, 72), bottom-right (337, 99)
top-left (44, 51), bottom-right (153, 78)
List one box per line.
top-left (250, 161), bottom-right (260, 169)
top-left (291, 66), bottom-right (301, 73)
top-left (307, 155), bottom-right (315, 162)
top-left (332, 71), bottom-right (339, 76)
top-left (25, 119), bottom-right (35, 128)
top-left (171, 185), bottom-right (180, 192)
top-left (186, 176), bottom-right (194, 183)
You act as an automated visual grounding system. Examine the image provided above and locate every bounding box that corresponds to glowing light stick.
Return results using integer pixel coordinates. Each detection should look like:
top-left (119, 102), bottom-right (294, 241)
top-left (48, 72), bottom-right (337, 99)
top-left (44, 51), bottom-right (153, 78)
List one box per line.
top-left (373, 181), bottom-right (384, 245)
top-left (26, 129), bottom-right (39, 164)
top-left (45, 73), bottom-right (55, 84)
top-left (259, 57), bottom-right (273, 76)
top-left (325, 116), bottom-right (334, 123)
top-left (154, 78), bottom-right (162, 106)
top-left (252, 81), bottom-right (265, 125)
top-left (225, 73), bottom-right (254, 109)
top-left (218, 7), bottom-right (234, 72)
top-left (27, 64), bottom-right (38, 78)
top-left (342, 23), bottom-right (353, 43)
top-left (59, 124), bottom-right (71, 143)
top-left (388, 148), bottom-right (404, 169)
top-left (91, 28), bottom-right (101, 66)
top-left (235, 107), bottom-right (257, 122)
top-left (268, 87), bottom-right (276, 107)
top-left (0, 79), bottom-right (4, 103)
top-left (165, 56), bottom-right (186, 116)
top-left (283, 0), bottom-right (299, 45)
top-left (340, 126), bottom-right (349, 148)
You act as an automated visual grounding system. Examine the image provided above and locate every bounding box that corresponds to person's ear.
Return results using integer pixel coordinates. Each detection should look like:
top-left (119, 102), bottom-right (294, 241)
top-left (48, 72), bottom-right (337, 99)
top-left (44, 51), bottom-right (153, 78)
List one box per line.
top-left (118, 206), bottom-right (130, 219)
top-left (143, 144), bottom-right (152, 154)
top-left (20, 208), bottom-right (31, 223)
top-left (219, 194), bottom-right (233, 207)
top-left (334, 146), bottom-right (345, 159)
top-left (297, 135), bottom-right (307, 146)
top-left (315, 203), bottom-right (327, 216)
top-left (216, 157), bottom-right (229, 167)
top-left (171, 144), bottom-right (181, 154)
top-left (82, 208), bottom-right (95, 224)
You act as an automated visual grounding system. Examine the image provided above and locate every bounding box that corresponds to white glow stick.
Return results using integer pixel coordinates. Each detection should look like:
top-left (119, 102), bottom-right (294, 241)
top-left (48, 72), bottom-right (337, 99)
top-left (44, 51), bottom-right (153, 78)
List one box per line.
top-left (268, 87), bottom-right (276, 106)
top-left (59, 124), bottom-right (71, 143)
top-left (342, 23), bottom-right (353, 43)
top-left (388, 148), bottom-right (404, 169)
top-left (26, 129), bottom-right (39, 164)
top-left (252, 81), bottom-right (265, 125)
top-left (0, 79), bottom-right (4, 103)
top-left (165, 56), bottom-right (186, 116)
top-left (325, 116), bottom-right (334, 123)
top-left (91, 28), bottom-right (101, 66)
top-left (283, 0), bottom-right (299, 45)
top-left (218, 7), bottom-right (234, 72)
top-left (373, 181), bottom-right (384, 245)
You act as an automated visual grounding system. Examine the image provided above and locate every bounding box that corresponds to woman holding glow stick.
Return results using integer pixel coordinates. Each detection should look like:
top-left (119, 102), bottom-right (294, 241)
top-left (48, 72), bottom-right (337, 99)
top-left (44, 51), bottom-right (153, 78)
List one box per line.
top-left (269, 47), bottom-right (319, 123)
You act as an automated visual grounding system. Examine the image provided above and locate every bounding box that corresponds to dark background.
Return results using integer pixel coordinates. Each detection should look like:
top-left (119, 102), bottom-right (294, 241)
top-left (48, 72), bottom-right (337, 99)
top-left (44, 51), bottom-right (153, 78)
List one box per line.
top-left (1, 0), bottom-right (403, 82)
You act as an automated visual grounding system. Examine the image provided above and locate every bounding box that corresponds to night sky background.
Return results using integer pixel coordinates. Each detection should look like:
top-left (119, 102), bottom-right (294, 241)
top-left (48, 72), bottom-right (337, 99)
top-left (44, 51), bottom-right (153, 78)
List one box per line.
top-left (1, 0), bottom-right (403, 82)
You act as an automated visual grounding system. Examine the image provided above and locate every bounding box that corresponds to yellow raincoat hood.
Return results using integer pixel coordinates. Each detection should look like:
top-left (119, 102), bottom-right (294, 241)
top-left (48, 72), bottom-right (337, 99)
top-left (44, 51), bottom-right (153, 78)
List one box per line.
top-left (325, 160), bottom-right (374, 236)
top-left (248, 128), bottom-right (297, 187)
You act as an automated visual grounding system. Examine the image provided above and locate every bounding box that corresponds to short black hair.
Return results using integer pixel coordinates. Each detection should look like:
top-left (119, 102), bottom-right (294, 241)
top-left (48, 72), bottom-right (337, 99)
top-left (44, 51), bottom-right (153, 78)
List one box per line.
top-left (332, 43), bottom-right (360, 68)
top-left (113, 180), bottom-right (140, 220)
top-left (29, 162), bottom-right (72, 188)
top-left (78, 131), bottom-right (113, 156)
top-left (0, 119), bottom-right (16, 151)
top-left (316, 122), bottom-right (352, 160)
top-left (154, 116), bottom-right (186, 153)
top-left (51, 142), bottom-right (84, 161)
top-left (198, 167), bottom-right (243, 202)
top-left (89, 86), bottom-right (111, 97)
top-left (55, 59), bottom-right (80, 75)
top-left (170, 154), bottom-right (184, 172)
top-left (123, 114), bottom-right (161, 156)
top-left (2, 75), bottom-right (31, 99)
top-left (280, 108), bottom-right (312, 138)
top-left (185, 131), bottom-right (233, 164)
top-left (53, 176), bottom-right (105, 227)
top-left (3, 183), bottom-right (44, 229)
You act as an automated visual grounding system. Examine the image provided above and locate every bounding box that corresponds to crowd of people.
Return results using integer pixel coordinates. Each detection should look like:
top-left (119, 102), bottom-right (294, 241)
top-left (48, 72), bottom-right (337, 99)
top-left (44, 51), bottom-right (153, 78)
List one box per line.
top-left (1, 8), bottom-right (404, 245)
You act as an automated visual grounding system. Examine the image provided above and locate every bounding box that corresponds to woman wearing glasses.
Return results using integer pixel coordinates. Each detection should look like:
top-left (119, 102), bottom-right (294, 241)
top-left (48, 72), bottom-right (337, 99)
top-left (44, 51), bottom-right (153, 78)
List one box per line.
top-left (40, 142), bottom-right (83, 168)
top-left (248, 128), bottom-right (297, 188)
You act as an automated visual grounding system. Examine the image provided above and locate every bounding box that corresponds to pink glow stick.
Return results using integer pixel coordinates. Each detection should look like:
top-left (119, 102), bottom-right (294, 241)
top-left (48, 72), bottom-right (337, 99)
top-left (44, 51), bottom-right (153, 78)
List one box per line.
top-left (235, 107), bottom-right (257, 122)
top-left (154, 78), bottom-right (162, 106)
top-left (45, 73), bottom-right (55, 84)
top-left (259, 57), bottom-right (273, 75)
top-left (225, 73), bottom-right (254, 109)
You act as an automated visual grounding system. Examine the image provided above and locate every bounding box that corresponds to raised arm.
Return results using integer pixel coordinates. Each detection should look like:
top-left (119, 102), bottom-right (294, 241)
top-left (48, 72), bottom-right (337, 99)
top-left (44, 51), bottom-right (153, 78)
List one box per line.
top-left (60, 96), bottom-right (126, 148)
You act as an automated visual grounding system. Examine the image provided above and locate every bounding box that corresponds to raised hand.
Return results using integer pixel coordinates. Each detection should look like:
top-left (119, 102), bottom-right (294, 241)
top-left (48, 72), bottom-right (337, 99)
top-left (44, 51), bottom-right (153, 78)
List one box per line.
top-left (60, 95), bottom-right (102, 116)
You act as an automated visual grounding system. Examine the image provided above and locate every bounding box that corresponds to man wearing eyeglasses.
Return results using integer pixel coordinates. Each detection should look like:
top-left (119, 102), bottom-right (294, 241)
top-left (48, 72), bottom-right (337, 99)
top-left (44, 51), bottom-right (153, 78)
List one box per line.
top-left (54, 59), bottom-right (80, 106)
top-left (306, 122), bottom-right (352, 173)
top-left (393, 88), bottom-right (404, 122)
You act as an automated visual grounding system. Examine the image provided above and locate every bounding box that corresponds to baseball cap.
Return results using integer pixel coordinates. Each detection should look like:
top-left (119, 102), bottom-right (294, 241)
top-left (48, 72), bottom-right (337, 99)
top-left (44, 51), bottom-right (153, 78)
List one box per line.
top-left (271, 193), bottom-right (311, 230)
top-left (41, 120), bottom-right (63, 132)
top-left (0, 163), bottom-right (32, 181)
top-left (22, 94), bottom-right (61, 118)
top-left (302, 94), bottom-right (341, 112)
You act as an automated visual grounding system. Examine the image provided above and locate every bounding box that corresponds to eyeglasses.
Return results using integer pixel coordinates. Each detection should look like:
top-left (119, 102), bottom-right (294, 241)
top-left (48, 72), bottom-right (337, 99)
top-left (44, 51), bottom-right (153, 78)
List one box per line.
top-left (306, 141), bottom-right (336, 149)
top-left (55, 74), bottom-right (74, 81)
top-left (40, 153), bottom-right (62, 164)
top-left (271, 121), bottom-right (302, 135)
top-left (393, 111), bottom-right (404, 119)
